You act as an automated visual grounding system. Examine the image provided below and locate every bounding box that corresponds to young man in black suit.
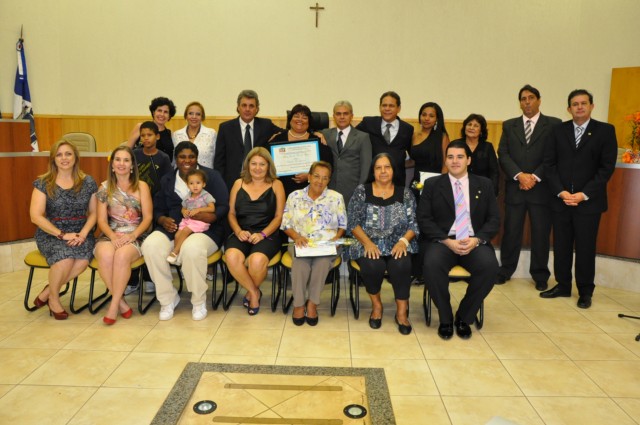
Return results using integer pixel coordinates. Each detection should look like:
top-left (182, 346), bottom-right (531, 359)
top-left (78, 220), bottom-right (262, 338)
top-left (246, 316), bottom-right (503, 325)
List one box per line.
top-left (541, 89), bottom-right (617, 309)
top-left (418, 140), bottom-right (500, 340)
top-left (214, 90), bottom-right (282, 192)
top-left (356, 91), bottom-right (414, 186)
top-left (497, 85), bottom-right (561, 290)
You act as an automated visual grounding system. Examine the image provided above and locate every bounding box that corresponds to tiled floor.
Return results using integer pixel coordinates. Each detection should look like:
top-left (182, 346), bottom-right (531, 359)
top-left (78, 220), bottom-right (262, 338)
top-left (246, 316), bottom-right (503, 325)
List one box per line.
top-left (0, 268), bottom-right (639, 424)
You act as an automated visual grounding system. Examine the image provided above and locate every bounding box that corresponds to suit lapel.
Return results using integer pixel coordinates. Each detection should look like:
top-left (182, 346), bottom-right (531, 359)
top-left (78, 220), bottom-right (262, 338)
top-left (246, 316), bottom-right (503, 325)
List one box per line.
top-left (436, 175), bottom-right (455, 213)
top-left (529, 116), bottom-right (545, 145)
top-left (578, 120), bottom-right (596, 150)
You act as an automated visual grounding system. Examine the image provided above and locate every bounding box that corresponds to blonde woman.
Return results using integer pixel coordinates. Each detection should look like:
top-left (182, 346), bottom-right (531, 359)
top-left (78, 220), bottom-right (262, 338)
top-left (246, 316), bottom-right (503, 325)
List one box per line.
top-left (94, 146), bottom-right (152, 325)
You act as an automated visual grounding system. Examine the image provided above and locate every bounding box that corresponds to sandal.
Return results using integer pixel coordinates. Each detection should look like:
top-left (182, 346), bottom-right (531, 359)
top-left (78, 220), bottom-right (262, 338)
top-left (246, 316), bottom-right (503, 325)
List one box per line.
top-left (166, 252), bottom-right (178, 264)
top-left (247, 290), bottom-right (262, 316)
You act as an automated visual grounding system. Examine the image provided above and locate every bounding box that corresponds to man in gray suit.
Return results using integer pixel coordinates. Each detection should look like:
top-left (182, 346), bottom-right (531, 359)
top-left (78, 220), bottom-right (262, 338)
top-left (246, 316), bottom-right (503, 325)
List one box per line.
top-left (497, 84), bottom-right (561, 290)
top-left (321, 100), bottom-right (372, 206)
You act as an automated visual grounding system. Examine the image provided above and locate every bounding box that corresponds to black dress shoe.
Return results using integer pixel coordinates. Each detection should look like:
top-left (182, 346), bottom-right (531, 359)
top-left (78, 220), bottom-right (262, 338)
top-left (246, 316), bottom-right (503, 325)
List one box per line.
top-left (454, 317), bottom-right (472, 339)
top-left (540, 284), bottom-right (571, 298)
top-left (496, 275), bottom-right (507, 285)
top-left (535, 281), bottom-right (549, 291)
top-left (369, 313), bottom-right (382, 329)
top-left (437, 323), bottom-right (453, 340)
top-left (395, 315), bottom-right (412, 335)
top-left (306, 315), bottom-right (319, 326)
top-left (292, 316), bottom-right (305, 326)
top-left (577, 295), bottom-right (592, 309)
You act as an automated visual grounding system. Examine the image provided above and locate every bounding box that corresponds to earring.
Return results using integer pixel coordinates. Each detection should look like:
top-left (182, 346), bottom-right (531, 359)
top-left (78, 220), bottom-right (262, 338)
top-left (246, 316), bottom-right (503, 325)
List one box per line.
top-left (434, 122), bottom-right (438, 131)
top-left (130, 168), bottom-right (133, 174)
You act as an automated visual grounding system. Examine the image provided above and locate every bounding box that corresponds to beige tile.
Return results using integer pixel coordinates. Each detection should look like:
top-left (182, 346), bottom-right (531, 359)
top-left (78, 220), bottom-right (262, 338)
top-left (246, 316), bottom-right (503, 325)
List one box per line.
top-left (0, 321), bottom-right (93, 349)
top-left (350, 331), bottom-right (424, 359)
top-left (472, 309), bottom-right (540, 333)
top-left (391, 395), bottom-right (451, 425)
top-left (279, 328), bottom-right (351, 358)
top-left (64, 322), bottom-right (153, 351)
top-left (352, 358), bottom-right (439, 396)
top-left (206, 328), bottom-right (283, 357)
top-left (0, 347), bottom-right (57, 384)
top-left (22, 349), bottom-right (128, 386)
top-left (0, 296), bottom-right (49, 323)
top-left (528, 396), bottom-right (637, 425)
top-left (202, 354), bottom-right (277, 365)
top-left (483, 333), bottom-right (568, 360)
top-left (442, 396), bottom-right (544, 425)
top-left (0, 384), bottom-right (13, 398)
top-left (11, 240), bottom-right (37, 272)
top-left (68, 387), bottom-right (169, 425)
top-left (584, 310), bottom-right (640, 333)
top-left (104, 352), bottom-right (200, 388)
top-left (547, 332), bottom-right (638, 360)
top-left (521, 308), bottom-right (603, 333)
top-left (134, 325), bottom-right (215, 354)
top-left (428, 359), bottom-right (522, 396)
top-left (609, 333), bottom-right (640, 357)
top-left (0, 244), bottom-right (13, 274)
top-left (0, 385), bottom-right (96, 424)
top-left (614, 398), bottom-right (640, 423)
top-left (501, 359), bottom-right (605, 396)
top-left (219, 306), bottom-right (287, 330)
top-left (276, 356), bottom-right (352, 368)
top-left (0, 321), bottom-right (27, 341)
top-left (417, 331), bottom-right (497, 360)
top-left (482, 291), bottom-right (519, 311)
top-left (576, 360), bottom-right (640, 398)
top-left (606, 291), bottom-right (640, 311)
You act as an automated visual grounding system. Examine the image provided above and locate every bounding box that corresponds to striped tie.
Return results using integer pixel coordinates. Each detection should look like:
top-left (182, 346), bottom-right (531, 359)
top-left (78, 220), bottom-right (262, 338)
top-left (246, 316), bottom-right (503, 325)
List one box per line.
top-left (575, 126), bottom-right (583, 147)
top-left (524, 120), bottom-right (532, 144)
top-left (454, 180), bottom-right (469, 240)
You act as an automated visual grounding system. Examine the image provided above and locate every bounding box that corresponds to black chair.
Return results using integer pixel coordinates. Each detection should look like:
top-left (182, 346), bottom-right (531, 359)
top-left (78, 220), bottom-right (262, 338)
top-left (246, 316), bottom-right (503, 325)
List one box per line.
top-left (285, 110), bottom-right (330, 131)
top-left (23, 250), bottom-right (76, 312)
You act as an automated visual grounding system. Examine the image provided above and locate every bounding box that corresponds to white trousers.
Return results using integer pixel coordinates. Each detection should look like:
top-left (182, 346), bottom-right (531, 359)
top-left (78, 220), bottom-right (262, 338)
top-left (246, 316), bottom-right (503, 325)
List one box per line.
top-left (141, 231), bottom-right (218, 308)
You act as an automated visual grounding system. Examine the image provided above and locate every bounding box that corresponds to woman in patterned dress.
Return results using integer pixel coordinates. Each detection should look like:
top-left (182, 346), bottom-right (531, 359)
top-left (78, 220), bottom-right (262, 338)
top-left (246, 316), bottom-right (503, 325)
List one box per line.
top-left (347, 153), bottom-right (419, 335)
top-left (94, 146), bottom-right (153, 325)
top-left (281, 161), bottom-right (347, 326)
top-left (29, 140), bottom-right (98, 320)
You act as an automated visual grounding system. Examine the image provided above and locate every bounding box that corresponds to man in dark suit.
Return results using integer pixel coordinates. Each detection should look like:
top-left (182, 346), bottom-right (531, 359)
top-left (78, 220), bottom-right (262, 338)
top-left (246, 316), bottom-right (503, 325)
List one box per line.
top-left (418, 140), bottom-right (500, 340)
top-left (497, 85), bottom-right (561, 290)
top-left (214, 90), bottom-right (282, 191)
top-left (541, 89), bottom-right (617, 309)
top-left (321, 100), bottom-right (372, 206)
top-left (356, 91), bottom-right (414, 186)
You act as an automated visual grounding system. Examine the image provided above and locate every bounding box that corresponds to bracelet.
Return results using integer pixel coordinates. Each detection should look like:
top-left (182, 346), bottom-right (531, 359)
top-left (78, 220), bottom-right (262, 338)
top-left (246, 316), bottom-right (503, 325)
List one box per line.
top-left (57, 231), bottom-right (65, 240)
top-left (399, 237), bottom-right (409, 247)
top-left (260, 232), bottom-right (268, 239)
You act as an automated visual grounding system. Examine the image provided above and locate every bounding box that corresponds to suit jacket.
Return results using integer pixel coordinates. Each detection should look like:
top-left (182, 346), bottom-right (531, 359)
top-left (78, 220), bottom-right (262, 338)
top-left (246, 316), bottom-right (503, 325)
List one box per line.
top-left (356, 116), bottom-right (414, 186)
top-left (321, 126), bottom-right (372, 205)
top-left (544, 119), bottom-right (617, 214)
top-left (417, 173), bottom-right (500, 244)
top-left (153, 166), bottom-right (229, 247)
top-left (214, 117), bottom-right (282, 191)
top-left (498, 113), bottom-right (562, 204)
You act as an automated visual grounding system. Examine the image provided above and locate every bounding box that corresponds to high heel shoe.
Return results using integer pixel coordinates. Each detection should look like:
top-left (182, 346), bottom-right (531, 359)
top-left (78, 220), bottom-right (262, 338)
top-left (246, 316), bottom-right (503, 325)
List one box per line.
top-left (103, 316), bottom-right (116, 325)
top-left (247, 290), bottom-right (262, 316)
top-left (121, 307), bottom-right (133, 319)
top-left (47, 301), bottom-right (69, 320)
top-left (33, 284), bottom-right (50, 309)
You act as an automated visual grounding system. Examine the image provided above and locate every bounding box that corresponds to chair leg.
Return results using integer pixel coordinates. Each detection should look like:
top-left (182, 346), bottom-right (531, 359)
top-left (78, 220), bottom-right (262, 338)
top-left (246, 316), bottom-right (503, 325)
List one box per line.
top-left (88, 269), bottom-right (111, 314)
top-left (423, 286), bottom-right (432, 327)
top-left (212, 262), bottom-right (224, 310)
top-left (23, 266), bottom-right (38, 312)
top-left (330, 268), bottom-right (340, 317)
top-left (476, 302), bottom-right (484, 330)
top-left (272, 265), bottom-right (280, 312)
top-left (281, 266), bottom-right (293, 314)
top-left (222, 264), bottom-right (238, 311)
top-left (348, 264), bottom-right (360, 319)
top-left (69, 277), bottom-right (88, 314)
top-left (137, 265), bottom-right (157, 314)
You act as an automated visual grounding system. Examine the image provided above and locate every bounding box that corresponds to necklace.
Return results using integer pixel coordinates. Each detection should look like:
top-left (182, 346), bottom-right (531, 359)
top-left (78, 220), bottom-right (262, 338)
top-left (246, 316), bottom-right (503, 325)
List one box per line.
top-left (187, 125), bottom-right (201, 140)
top-left (288, 130), bottom-right (308, 140)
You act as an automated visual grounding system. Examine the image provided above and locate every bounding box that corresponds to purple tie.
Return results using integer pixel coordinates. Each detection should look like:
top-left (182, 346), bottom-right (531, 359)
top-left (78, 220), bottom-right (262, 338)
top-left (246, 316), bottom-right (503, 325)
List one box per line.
top-left (454, 180), bottom-right (469, 240)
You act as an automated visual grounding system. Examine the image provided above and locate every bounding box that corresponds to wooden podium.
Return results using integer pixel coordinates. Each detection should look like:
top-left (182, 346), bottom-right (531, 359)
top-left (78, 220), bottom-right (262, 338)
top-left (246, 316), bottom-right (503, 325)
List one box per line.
top-left (0, 119), bottom-right (31, 152)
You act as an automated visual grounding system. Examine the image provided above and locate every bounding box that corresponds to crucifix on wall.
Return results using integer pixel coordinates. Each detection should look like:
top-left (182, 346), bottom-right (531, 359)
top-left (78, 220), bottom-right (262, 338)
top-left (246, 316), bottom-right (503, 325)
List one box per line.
top-left (309, 2), bottom-right (325, 28)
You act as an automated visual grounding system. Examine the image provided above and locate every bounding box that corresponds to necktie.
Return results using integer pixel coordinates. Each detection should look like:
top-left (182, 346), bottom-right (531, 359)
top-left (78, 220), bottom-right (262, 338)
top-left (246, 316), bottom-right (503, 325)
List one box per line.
top-left (337, 131), bottom-right (344, 153)
top-left (524, 119), bottom-right (532, 144)
top-left (244, 124), bottom-right (252, 155)
top-left (575, 126), bottom-right (583, 147)
top-left (383, 123), bottom-right (392, 144)
top-left (454, 180), bottom-right (470, 240)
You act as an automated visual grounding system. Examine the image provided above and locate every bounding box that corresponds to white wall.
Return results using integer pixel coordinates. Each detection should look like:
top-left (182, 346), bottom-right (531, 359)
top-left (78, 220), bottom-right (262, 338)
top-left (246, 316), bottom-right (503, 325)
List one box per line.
top-left (1, 0), bottom-right (638, 122)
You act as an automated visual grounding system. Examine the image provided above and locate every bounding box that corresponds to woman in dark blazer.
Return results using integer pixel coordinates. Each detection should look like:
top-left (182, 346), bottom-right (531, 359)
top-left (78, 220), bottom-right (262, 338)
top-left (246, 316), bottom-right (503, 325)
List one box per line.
top-left (452, 114), bottom-right (499, 196)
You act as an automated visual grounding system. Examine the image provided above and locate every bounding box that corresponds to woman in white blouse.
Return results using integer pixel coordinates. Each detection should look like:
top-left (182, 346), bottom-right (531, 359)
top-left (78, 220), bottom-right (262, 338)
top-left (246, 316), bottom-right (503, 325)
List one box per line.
top-left (172, 101), bottom-right (217, 169)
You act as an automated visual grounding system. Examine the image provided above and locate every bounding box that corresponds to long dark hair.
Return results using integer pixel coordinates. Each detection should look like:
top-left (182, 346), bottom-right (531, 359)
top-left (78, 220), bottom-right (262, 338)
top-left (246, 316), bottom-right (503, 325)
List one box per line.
top-left (418, 102), bottom-right (448, 136)
top-left (366, 152), bottom-right (396, 183)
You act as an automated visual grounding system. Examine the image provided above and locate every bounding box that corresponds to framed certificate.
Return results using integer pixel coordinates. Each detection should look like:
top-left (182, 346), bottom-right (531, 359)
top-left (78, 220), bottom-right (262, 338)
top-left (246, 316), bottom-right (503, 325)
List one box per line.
top-left (270, 138), bottom-right (320, 177)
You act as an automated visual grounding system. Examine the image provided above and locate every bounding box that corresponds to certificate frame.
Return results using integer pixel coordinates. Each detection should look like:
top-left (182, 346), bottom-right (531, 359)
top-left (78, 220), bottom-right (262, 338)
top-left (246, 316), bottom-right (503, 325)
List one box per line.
top-left (270, 138), bottom-right (320, 177)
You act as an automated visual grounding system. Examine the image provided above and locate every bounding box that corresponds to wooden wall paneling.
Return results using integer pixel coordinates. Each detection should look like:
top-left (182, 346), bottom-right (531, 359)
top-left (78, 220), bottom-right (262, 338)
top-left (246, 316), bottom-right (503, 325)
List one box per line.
top-left (0, 120), bottom-right (31, 152)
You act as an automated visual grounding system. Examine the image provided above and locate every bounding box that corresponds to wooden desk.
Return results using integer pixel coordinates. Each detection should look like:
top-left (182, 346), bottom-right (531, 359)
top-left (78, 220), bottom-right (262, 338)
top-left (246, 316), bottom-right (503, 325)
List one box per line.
top-left (0, 119), bottom-right (31, 152)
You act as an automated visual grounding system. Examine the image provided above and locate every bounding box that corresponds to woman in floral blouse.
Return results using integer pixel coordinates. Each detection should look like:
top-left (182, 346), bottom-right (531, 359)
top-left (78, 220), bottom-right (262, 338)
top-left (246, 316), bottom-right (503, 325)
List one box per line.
top-left (347, 153), bottom-right (419, 335)
top-left (281, 161), bottom-right (347, 326)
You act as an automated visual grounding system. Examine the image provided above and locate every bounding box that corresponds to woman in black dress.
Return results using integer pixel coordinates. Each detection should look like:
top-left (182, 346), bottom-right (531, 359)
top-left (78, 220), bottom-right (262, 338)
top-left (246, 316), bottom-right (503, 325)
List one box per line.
top-left (29, 140), bottom-right (98, 320)
top-left (126, 96), bottom-right (177, 159)
top-left (410, 102), bottom-right (450, 177)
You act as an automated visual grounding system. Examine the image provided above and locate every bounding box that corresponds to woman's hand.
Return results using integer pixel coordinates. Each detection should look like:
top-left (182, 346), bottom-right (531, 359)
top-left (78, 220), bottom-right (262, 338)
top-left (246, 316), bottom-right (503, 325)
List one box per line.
top-left (363, 241), bottom-right (381, 259)
top-left (109, 232), bottom-right (130, 249)
top-left (248, 232), bottom-right (266, 245)
top-left (294, 235), bottom-right (309, 248)
top-left (391, 240), bottom-right (408, 259)
top-left (160, 216), bottom-right (178, 233)
top-left (236, 230), bottom-right (251, 242)
top-left (292, 173), bottom-right (309, 184)
top-left (66, 232), bottom-right (86, 247)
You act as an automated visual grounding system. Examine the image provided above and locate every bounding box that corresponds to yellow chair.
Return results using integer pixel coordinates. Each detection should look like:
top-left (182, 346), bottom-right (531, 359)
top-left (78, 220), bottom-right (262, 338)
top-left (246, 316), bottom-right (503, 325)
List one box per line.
top-left (220, 251), bottom-right (281, 311)
top-left (422, 265), bottom-right (484, 329)
top-left (23, 250), bottom-right (77, 312)
top-left (61, 132), bottom-right (97, 152)
top-left (173, 250), bottom-right (223, 310)
top-left (279, 251), bottom-right (342, 315)
top-left (87, 256), bottom-right (148, 314)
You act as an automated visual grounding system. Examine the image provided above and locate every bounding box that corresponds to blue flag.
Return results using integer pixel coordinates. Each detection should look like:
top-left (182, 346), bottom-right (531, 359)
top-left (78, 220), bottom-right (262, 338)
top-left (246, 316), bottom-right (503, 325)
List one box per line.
top-left (13, 37), bottom-right (39, 152)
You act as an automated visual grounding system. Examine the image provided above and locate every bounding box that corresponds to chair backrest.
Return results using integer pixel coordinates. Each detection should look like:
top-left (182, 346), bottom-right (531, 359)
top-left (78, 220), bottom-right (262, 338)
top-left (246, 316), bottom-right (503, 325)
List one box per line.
top-left (61, 132), bottom-right (97, 152)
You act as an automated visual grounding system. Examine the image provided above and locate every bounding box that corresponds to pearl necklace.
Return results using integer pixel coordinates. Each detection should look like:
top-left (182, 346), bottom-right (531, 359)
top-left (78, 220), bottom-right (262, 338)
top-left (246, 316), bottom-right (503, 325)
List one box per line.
top-left (288, 130), bottom-right (309, 140)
